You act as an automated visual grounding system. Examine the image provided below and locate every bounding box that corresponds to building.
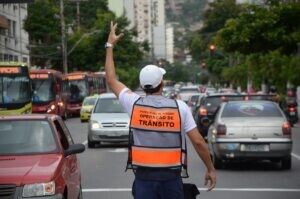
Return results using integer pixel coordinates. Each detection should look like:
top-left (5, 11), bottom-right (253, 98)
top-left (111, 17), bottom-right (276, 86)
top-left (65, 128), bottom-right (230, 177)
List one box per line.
top-left (0, 3), bottom-right (29, 65)
top-left (165, 23), bottom-right (174, 63)
top-left (108, 0), bottom-right (174, 63)
top-left (108, 0), bottom-right (135, 30)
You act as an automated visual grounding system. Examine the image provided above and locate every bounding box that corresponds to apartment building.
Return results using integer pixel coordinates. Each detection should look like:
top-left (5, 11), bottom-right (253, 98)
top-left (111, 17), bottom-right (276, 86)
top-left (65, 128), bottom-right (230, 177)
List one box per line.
top-left (108, 0), bottom-right (174, 63)
top-left (0, 3), bottom-right (29, 65)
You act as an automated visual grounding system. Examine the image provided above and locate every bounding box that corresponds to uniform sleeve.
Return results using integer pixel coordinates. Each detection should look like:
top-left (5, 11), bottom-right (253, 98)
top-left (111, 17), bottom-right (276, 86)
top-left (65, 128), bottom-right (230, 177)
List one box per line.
top-left (177, 100), bottom-right (197, 133)
top-left (119, 88), bottom-right (140, 116)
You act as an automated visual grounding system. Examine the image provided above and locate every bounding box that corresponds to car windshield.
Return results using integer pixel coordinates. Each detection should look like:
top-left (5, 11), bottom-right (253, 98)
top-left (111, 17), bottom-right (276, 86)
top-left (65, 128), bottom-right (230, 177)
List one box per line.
top-left (221, 102), bottom-right (283, 117)
top-left (69, 80), bottom-right (88, 101)
top-left (203, 96), bottom-right (244, 110)
top-left (83, 97), bottom-right (97, 106)
top-left (0, 120), bottom-right (58, 155)
top-left (94, 98), bottom-right (126, 113)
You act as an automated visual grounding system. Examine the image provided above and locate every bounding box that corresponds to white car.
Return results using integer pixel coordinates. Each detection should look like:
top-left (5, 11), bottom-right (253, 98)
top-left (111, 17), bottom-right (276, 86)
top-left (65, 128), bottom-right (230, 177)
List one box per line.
top-left (178, 86), bottom-right (200, 103)
top-left (88, 93), bottom-right (129, 148)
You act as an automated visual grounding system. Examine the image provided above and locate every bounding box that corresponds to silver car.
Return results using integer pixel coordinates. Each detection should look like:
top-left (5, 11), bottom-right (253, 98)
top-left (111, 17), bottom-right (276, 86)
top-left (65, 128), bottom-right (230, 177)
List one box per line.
top-left (207, 100), bottom-right (292, 169)
top-left (88, 93), bottom-right (130, 148)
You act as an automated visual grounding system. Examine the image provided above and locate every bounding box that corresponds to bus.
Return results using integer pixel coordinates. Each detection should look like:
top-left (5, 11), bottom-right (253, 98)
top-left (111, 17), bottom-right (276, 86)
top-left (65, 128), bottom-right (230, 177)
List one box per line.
top-left (0, 62), bottom-right (32, 114)
top-left (30, 69), bottom-right (67, 119)
top-left (62, 71), bottom-right (107, 116)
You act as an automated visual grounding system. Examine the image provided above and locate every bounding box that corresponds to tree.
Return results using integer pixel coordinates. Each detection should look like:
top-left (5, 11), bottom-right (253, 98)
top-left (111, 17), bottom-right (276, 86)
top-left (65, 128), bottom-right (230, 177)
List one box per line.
top-left (187, 0), bottom-right (243, 84)
top-left (24, 0), bottom-right (61, 67)
top-left (68, 12), bottom-right (145, 89)
top-left (24, 0), bottom-right (147, 89)
top-left (216, 2), bottom-right (300, 55)
top-left (215, 1), bottom-right (300, 91)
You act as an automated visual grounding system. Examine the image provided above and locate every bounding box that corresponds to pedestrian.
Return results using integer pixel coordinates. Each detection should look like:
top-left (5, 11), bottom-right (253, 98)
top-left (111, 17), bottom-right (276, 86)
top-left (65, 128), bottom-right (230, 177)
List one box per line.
top-left (104, 21), bottom-right (216, 199)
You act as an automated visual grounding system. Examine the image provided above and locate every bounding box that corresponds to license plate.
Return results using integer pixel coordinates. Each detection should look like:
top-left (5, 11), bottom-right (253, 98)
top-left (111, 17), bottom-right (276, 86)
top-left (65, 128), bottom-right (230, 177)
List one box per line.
top-left (240, 144), bottom-right (269, 152)
top-left (290, 112), bottom-right (296, 116)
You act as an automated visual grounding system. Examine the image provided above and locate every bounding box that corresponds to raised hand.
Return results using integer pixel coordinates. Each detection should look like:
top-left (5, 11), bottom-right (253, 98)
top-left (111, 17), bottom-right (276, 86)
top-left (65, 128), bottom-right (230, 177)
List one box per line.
top-left (107, 21), bottom-right (124, 45)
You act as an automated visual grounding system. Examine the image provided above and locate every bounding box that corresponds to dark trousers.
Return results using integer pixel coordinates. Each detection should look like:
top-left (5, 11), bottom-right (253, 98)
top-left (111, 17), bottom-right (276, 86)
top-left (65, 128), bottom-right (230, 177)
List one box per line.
top-left (132, 177), bottom-right (184, 199)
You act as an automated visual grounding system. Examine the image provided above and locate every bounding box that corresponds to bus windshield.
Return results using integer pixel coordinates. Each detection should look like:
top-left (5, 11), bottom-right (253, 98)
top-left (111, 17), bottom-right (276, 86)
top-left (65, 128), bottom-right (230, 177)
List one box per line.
top-left (32, 79), bottom-right (56, 103)
top-left (0, 76), bottom-right (31, 104)
top-left (69, 79), bottom-right (88, 101)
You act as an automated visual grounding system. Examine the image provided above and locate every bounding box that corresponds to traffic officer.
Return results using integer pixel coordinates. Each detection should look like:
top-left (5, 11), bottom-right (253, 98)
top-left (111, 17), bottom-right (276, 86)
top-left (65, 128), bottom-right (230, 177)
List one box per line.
top-left (104, 21), bottom-right (216, 199)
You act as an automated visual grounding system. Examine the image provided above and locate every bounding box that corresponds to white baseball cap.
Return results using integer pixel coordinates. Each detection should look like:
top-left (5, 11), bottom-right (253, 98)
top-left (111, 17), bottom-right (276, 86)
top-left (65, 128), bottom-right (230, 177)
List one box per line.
top-left (139, 65), bottom-right (166, 89)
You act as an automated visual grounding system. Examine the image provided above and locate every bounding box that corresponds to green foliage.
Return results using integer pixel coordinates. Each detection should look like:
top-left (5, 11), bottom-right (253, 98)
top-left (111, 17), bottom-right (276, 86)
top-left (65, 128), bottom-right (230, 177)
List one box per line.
top-left (65, 0), bottom-right (108, 30)
top-left (24, 0), bottom-right (60, 42)
top-left (188, 0), bottom-right (300, 93)
top-left (202, 0), bottom-right (242, 33)
top-left (164, 63), bottom-right (189, 83)
top-left (216, 2), bottom-right (300, 55)
top-left (67, 13), bottom-right (145, 89)
top-left (24, 0), bottom-right (146, 88)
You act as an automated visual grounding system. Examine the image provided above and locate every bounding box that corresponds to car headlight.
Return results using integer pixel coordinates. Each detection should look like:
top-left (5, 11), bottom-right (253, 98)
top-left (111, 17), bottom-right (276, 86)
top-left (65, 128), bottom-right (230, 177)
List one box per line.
top-left (47, 105), bottom-right (56, 113)
top-left (91, 120), bottom-right (101, 129)
top-left (22, 181), bottom-right (55, 197)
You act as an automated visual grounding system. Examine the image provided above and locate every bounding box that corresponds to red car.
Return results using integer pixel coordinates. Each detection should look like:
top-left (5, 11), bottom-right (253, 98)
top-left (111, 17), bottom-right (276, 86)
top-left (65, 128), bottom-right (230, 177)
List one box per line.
top-left (0, 114), bottom-right (85, 199)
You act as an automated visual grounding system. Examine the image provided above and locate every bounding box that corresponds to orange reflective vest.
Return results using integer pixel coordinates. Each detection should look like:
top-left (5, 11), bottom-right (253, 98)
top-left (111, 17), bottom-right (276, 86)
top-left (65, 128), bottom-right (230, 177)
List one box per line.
top-left (126, 97), bottom-right (188, 177)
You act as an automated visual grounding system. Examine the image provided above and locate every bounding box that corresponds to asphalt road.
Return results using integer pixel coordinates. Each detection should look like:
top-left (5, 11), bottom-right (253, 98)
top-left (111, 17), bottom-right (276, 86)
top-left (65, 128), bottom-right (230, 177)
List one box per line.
top-left (66, 117), bottom-right (300, 199)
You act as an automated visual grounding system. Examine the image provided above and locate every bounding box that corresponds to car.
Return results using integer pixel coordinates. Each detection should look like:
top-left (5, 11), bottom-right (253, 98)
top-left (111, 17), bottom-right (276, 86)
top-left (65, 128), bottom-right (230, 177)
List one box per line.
top-left (88, 93), bottom-right (130, 148)
top-left (80, 95), bottom-right (98, 122)
top-left (178, 85), bottom-right (200, 103)
top-left (204, 87), bottom-right (217, 94)
top-left (187, 93), bottom-right (206, 115)
top-left (207, 100), bottom-right (293, 170)
top-left (194, 93), bottom-right (242, 139)
top-left (0, 114), bottom-right (85, 199)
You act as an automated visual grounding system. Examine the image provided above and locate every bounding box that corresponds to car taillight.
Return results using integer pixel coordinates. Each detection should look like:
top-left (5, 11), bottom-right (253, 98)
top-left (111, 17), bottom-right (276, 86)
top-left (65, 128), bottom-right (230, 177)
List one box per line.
top-left (217, 124), bottom-right (226, 135)
top-left (289, 107), bottom-right (296, 112)
top-left (199, 107), bottom-right (208, 115)
top-left (282, 122), bottom-right (291, 135)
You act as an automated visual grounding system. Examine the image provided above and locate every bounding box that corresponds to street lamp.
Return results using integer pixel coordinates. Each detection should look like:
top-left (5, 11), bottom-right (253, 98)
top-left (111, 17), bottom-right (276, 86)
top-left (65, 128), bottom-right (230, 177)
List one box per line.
top-left (67, 30), bottom-right (101, 56)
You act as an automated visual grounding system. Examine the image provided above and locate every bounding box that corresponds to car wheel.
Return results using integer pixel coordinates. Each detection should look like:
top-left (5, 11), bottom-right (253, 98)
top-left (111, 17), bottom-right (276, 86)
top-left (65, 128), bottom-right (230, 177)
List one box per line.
top-left (212, 153), bottom-right (223, 169)
top-left (88, 138), bottom-right (96, 148)
top-left (78, 185), bottom-right (83, 199)
top-left (281, 155), bottom-right (292, 170)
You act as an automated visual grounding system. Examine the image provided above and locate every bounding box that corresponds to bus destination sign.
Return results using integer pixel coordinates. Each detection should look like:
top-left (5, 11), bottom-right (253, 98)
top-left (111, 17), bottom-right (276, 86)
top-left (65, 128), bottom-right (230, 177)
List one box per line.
top-left (30, 74), bottom-right (49, 79)
top-left (0, 67), bottom-right (20, 74)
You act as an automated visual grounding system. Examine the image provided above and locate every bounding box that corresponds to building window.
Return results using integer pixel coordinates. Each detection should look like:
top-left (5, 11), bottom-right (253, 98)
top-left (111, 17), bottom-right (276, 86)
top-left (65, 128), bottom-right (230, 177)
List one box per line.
top-left (7, 19), bottom-right (11, 36)
top-left (9, 54), bottom-right (13, 61)
top-left (14, 55), bottom-right (18, 61)
top-left (22, 57), bottom-right (28, 63)
top-left (12, 21), bottom-right (16, 37)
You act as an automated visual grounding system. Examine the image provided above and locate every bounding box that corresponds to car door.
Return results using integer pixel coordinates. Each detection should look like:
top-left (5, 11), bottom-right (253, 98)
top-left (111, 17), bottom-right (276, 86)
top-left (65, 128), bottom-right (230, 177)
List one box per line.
top-left (54, 119), bottom-right (81, 199)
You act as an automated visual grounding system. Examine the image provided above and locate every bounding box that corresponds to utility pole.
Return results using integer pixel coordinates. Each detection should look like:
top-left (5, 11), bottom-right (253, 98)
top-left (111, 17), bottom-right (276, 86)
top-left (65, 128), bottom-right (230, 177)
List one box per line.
top-left (69, 0), bottom-right (88, 29)
top-left (60, 0), bottom-right (68, 74)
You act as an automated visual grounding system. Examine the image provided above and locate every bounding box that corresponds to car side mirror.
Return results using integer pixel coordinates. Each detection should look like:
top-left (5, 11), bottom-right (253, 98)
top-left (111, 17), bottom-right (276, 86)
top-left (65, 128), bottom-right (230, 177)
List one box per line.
top-left (64, 143), bottom-right (85, 157)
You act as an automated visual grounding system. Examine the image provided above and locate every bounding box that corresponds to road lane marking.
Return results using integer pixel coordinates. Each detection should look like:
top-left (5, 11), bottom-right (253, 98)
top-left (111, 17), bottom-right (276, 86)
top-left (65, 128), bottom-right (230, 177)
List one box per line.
top-left (83, 188), bottom-right (300, 192)
top-left (292, 153), bottom-right (300, 160)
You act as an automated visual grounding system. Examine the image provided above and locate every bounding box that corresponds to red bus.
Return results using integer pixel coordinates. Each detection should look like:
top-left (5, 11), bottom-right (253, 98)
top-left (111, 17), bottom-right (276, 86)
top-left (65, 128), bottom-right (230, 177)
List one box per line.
top-left (30, 69), bottom-right (67, 119)
top-left (62, 71), bottom-right (107, 116)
